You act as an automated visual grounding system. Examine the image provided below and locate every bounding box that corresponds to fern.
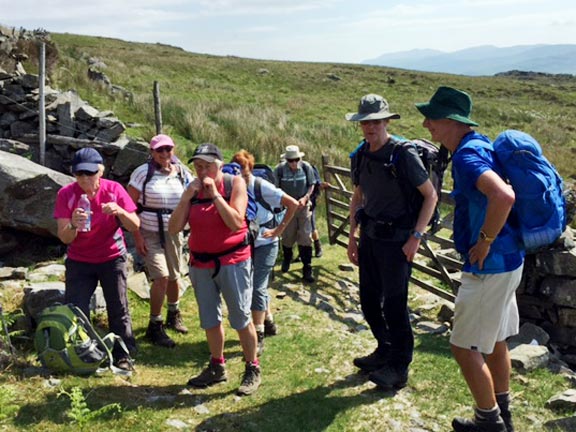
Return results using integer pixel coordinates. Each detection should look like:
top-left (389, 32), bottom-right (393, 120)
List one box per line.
top-left (58, 387), bottom-right (122, 428)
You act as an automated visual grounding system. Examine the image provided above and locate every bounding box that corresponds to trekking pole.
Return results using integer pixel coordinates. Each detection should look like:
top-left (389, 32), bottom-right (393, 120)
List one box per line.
top-left (0, 303), bottom-right (16, 356)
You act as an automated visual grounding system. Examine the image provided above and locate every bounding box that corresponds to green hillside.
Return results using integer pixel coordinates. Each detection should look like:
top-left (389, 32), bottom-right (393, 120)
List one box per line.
top-left (47, 33), bottom-right (576, 180)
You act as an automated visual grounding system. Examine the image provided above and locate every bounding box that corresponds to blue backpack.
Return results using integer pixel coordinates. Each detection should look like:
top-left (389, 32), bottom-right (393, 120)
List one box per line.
top-left (221, 162), bottom-right (258, 223)
top-left (493, 130), bottom-right (567, 251)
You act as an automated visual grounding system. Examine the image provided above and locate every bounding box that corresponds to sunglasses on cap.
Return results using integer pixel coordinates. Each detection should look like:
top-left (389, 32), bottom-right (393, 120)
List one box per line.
top-left (74, 170), bottom-right (98, 177)
top-left (287, 158), bottom-right (300, 163)
top-left (154, 146), bottom-right (173, 153)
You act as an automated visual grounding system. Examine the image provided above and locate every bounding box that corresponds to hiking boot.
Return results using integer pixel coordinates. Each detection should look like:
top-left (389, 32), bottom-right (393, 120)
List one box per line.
top-left (314, 239), bottom-right (323, 258)
top-left (145, 321), bottom-right (176, 348)
top-left (369, 364), bottom-right (409, 390)
top-left (281, 246), bottom-right (293, 273)
top-left (451, 416), bottom-right (507, 432)
top-left (187, 362), bottom-right (228, 388)
top-left (353, 349), bottom-right (388, 372)
top-left (264, 318), bottom-right (278, 337)
top-left (256, 330), bottom-right (265, 356)
top-left (166, 309), bottom-right (189, 334)
top-left (237, 363), bottom-right (261, 396)
top-left (302, 265), bottom-right (315, 283)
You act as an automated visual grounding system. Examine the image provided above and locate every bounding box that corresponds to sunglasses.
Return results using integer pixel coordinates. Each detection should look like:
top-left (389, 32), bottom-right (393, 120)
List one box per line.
top-left (75, 170), bottom-right (98, 177)
top-left (154, 146), bottom-right (173, 153)
top-left (287, 158), bottom-right (300, 163)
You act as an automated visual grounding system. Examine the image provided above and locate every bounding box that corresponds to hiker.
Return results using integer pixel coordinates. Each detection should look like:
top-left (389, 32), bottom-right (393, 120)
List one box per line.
top-left (416, 86), bottom-right (524, 432)
top-left (53, 147), bottom-right (140, 372)
top-left (231, 150), bottom-right (298, 355)
top-left (168, 143), bottom-right (261, 396)
top-left (346, 94), bottom-right (437, 389)
top-left (274, 145), bottom-right (316, 283)
top-left (128, 134), bottom-right (194, 348)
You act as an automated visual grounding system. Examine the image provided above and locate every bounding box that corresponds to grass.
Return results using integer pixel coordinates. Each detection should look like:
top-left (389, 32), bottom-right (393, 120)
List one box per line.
top-left (1, 30), bottom-right (574, 431)
top-left (0, 220), bottom-right (572, 431)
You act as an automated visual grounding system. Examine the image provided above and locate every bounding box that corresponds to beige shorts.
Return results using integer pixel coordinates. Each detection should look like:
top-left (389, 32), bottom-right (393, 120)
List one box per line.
top-left (450, 264), bottom-right (523, 355)
top-left (141, 228), bottom-right (183, 281)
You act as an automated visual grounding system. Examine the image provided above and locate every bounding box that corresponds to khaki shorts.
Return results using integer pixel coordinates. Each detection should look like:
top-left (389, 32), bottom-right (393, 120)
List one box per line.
top-left (450, 264), bottom-right (523, 355)
top-left (141, 228), bottom-right (183, 281)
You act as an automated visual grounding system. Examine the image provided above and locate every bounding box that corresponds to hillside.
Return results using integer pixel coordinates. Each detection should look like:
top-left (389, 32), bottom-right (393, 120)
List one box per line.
top-left (363, 44), bottom-right (576, 76)
top-left (43, 34), bottom-right (576, 182)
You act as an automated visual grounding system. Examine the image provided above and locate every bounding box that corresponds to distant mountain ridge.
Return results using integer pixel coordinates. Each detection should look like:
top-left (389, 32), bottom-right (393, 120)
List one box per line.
top-left (362, 45), bottom-right (576, 76)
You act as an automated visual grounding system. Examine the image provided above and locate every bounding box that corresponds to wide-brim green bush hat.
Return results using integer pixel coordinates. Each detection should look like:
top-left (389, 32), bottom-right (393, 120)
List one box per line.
top-left (345, 94), bottom-right (401, 121)
top-left (415, 86), bottom-right (479, 126)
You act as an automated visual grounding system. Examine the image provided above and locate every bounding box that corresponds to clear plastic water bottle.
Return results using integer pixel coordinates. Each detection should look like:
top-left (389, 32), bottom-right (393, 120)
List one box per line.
top-left (78, 194), bottom-right (91, 232)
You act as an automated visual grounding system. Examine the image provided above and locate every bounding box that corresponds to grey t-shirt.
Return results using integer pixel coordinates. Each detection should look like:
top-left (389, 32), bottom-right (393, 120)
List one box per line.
top-left (274, 161), bottom-right (315, 199)
top-left (351, 138), bottom-right (429, 225)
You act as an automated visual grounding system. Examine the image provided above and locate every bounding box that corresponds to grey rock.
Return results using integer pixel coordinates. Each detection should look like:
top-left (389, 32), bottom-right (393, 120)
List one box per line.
top-left (546, 389), bottom-right (576, 411)
top-left (510, 343), bottom-right (549, 371)
top-left (508, 322), bottom-right (550, 349)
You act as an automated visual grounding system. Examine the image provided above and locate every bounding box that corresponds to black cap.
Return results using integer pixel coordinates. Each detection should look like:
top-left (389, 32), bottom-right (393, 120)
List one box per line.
top-left (188, 143), bottom-right (223, 163)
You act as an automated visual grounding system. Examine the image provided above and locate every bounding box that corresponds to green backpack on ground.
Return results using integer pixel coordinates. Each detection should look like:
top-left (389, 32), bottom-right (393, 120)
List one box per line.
top-left (34, 303), bottom-right (132, 376)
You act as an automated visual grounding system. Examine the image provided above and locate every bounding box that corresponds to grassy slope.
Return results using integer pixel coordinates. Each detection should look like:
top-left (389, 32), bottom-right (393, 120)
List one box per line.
top-left (2, 33), bottom-right (574, 431)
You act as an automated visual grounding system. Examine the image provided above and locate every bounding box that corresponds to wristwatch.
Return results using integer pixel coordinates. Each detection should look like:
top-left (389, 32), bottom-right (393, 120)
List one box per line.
top-left (66, 222), bottom-right (77, 231)
top-left (479, 230), bottom-right (495, 244)
top-left (411, 230), bottom-right (424, 240)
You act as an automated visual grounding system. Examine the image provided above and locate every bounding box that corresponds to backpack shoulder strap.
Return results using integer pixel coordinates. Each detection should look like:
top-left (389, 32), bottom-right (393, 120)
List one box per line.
top-left (223, 173), bottom-right (233, 200)
top-left (141, 159), bottom-right (156, 206)
top-left (254, 176), bottom-right (273, 212)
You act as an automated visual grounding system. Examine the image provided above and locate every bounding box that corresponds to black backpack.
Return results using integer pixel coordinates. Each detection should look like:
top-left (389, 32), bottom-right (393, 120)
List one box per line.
top-left (350, 136), bottom-right (449, 233)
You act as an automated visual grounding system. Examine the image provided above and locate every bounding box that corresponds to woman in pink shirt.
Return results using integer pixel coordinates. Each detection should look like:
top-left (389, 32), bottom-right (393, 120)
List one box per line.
top-left (54, 147), bottom-right (140, 372)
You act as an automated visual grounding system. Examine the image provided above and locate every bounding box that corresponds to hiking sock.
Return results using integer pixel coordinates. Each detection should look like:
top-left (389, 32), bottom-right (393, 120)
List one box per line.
top-left (496, 392), bottom-right (514, 431)
top-left (211, 356), bottom-right (225, 365)
top-left (150, 314), bottom-right (163, 323)
top-left (475, 405), bottom-right (501, 423)
top-left (247, 358), bottom-right (260, 367)
top-left (167, 302), bottom-right (180, 312)
top-left (255, 324), bottom-right (264, 333)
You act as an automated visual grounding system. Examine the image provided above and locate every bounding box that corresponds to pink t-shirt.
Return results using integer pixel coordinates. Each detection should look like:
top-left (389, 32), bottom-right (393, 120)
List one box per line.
top-left (53, 179), bottom-right (137, 263)
top-left (188, 182), bottom-right (250, 269)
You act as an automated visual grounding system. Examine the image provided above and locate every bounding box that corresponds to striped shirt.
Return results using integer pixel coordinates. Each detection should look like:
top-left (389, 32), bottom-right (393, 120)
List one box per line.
top-left (129, 162), bottom-right (194, 232)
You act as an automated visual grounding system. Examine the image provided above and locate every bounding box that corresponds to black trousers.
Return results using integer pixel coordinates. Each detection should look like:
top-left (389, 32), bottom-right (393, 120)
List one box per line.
top-left (65, 254), bottom-right (136, 354)
top-left (358, 231), bottom-right (414, 368)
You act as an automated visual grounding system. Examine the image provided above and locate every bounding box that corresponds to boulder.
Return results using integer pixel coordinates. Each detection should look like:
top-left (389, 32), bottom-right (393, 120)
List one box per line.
top-left (0, 150), bottom-right (73, 236)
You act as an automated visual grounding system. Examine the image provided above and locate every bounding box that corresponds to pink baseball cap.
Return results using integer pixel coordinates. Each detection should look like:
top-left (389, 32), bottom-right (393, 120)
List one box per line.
top-left (149, 134), bottom-right (175, 150)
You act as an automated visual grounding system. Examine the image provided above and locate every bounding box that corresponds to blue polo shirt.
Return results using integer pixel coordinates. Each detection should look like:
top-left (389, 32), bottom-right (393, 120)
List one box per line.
top-left (451, 132), bottom-right (524, 274)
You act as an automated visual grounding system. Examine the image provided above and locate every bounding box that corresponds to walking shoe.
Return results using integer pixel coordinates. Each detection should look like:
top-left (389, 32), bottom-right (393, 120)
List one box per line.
top-left (499, 410), bottom-right (514, 432)
top-left (368, 364), bottom-right (409, 390)
top-left (451, 416), bottom-right (507, 432)
top-left (187, 362), bottom-right (228, 388)
top-left (264, 318), bottom-right (278, 337)
top-left (237, 363), bottom-right (261, 396)
top-left (145, 320), bottom-right (176, 348)
top-left (256, 330), bottom-right (265, 356)
top-left (353, 349), bottom-right (388, 372)
top-left (166, 309), bottom-right (189, 334)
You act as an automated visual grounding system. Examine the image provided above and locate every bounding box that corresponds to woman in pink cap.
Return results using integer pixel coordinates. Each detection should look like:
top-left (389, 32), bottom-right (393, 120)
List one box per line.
top-left (128, 134), bottom-right (194, 348)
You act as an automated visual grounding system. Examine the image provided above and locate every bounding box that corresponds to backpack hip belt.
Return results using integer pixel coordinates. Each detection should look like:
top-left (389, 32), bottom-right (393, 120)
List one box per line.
top-left (190, 234), bottom-right (250, 278)
top-left (138, 206), bottom-right (174, 249)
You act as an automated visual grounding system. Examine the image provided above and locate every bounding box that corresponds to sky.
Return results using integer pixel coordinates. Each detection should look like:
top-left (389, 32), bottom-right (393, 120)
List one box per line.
top-left (2, 0), bottom-right (576, 64)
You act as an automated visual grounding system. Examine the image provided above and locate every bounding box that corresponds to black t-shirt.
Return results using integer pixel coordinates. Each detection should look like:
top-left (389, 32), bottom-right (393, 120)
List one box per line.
top-left (351, 138), bottom-right (429, 224)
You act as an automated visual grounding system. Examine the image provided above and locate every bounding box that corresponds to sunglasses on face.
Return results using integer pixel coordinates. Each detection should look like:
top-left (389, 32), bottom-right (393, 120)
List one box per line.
top-left (287, 158), bottom-right (300, 163)
top-left (359, 120), bottom-right (384, 126)
top-left (74, 170), bottom-right (98, 177)
top-left (154, 146), bottom-right (173, 153)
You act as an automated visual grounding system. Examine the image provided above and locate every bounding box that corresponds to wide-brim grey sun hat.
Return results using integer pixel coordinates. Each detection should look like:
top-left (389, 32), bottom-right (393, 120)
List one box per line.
top-left (345, 94), bottom-right (401, 122)
top-left (415, 86), bottom-right (479, 126)
top-left (281, 145), bottom-right (305, 160)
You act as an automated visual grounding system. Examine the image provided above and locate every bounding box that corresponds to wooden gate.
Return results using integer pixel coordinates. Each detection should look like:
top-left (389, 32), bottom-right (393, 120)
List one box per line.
top-left (321, 155), bottom-right (462, 302)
